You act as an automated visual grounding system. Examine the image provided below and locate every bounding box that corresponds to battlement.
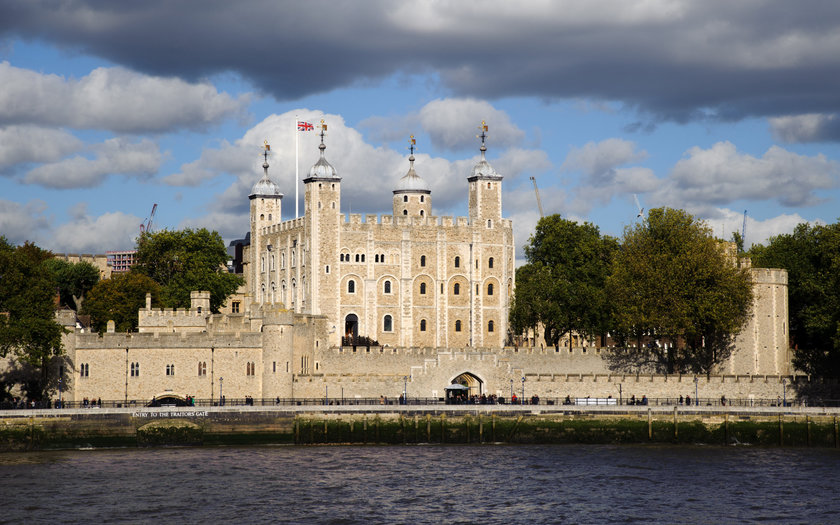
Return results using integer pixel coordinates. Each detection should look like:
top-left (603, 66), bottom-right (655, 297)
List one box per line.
top-left (262, 217), bottom-right (305, 235)
top-left (332, 213), bottom-right (512, 229)
top-left (73, 329), bottom-right (263, 349)
top-left (751, 267), bottom-right (788, 286)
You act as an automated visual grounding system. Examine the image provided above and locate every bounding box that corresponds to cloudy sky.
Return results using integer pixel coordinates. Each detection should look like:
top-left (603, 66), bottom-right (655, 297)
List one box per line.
top-left (2, 1), bottom-right (839, 262)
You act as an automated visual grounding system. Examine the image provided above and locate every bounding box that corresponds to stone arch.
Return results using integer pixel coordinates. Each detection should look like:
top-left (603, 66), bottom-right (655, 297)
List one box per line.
top-left (449, 371), bottom-right (484, 397)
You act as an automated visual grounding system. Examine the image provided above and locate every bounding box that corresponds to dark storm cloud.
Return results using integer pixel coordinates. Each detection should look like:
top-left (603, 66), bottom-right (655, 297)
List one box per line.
top-left (4, 0), bottom-right (840, 125)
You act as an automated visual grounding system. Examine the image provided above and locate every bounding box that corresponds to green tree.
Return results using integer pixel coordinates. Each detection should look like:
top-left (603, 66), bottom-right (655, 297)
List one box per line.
top-left (606, 208), bottom-right (753, 375)
top-left (83, 271), bottom-right (161, 332)
top-left (510, 215), bottom-right (618, 348)
top-left (751, 221), bottom-right (840, 378)
top-left (0, 237), bottom-right (64, 401)
top-left (43, 258), bottom-right (100, 311)
top-left (134, 228), bottom-right (243, 312)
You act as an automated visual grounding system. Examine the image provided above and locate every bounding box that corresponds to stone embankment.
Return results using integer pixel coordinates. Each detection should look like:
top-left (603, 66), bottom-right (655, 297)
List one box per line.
top-left (2, 405), bottom-right (840, 451)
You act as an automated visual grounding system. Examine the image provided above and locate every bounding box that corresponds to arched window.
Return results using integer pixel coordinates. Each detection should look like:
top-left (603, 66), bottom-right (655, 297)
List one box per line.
top-left (420, 282), bottom-right (426, 295)
top-left (348, 280), bottom-right (355, 293)
top-left (487, 219), bottom-right (492, 228)
top-left (270, 254), bottom-right (275, 270)
top-left (420, 255), bottom-right (426, 267)
top-left (454, 256), bottom-right (460, 268)
top-left (420, 319), bottom-right (427, 331)
top-left (455, 320), bottom-right (462, 332)
top-left (453, 283), bottom-right (460, 295)
top-left (403, 195), bottom-right (408, 202)
top-left (261, 256), bottom-right (265, 272)
top-left (384, 280), bottom-right (391, 294)
top-left (198, 362), bottom-right (206, 376)
top-left (281, 252), bottom-right (286, 267)
top-left (420, 210), bottom-right (424, 216)
top-left (383, 315), bottom-right (393, 332)
top-left (260, 284), bottom-right (265, 303)
top-left (355, 254), bottom-right (360, 262)
top-left (271, 282), bottom-right (276, 303)
top-left (487, 283), bottom-right (494, 295)
top-left (488, 320), bottom-right (495, 332)
top-left (291, 249), bottom-right (296, 267)
top-left (375, 254), bottom-right (379, 263)
top-left (488, 257), bottom-right (494, 269)
top-left (420, 195), bottom-right (425, 202)
top-left (403, 210), bottom-right (408, 215)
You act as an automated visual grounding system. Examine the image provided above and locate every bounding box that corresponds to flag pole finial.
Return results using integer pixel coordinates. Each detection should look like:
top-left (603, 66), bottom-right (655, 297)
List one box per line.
top-left (408, 135), bottom-right (416, 156)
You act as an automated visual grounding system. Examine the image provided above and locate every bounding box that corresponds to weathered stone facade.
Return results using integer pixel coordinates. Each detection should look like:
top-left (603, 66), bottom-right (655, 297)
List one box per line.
top-left (38, 128), bottom-right (792, 404)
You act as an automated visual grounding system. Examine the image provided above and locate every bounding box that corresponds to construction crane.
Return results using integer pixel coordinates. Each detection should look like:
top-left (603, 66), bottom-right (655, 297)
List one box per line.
top-left (741, 209), bottom-right (748, 245)
top-left (529, 176), bottom-right (544, 218)
top-left (139, 203), bottom-right (158, 234)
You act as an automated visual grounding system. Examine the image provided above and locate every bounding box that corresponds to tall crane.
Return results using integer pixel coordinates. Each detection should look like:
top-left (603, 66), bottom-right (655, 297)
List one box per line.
top-left (741, 209), bottom-right (748, 245)
top-left (529, 176), bottom-right (544, 218)
top-left (140, 203), bottom-right (158, 234)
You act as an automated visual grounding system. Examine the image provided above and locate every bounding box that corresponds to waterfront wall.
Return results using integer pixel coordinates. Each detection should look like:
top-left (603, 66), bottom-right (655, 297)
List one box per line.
top-left (3, 405), bottom-right (840, 451)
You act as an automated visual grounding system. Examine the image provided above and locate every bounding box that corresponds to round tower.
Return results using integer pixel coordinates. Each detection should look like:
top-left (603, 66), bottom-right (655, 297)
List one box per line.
top-left (249, 143), bottom-right (283, 305)
top-left (393, 136), bottom-right (431, 218)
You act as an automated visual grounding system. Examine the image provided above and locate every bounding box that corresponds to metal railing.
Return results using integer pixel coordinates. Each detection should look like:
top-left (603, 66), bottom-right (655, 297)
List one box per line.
top-left (2, 396), bottom-right (834, 410)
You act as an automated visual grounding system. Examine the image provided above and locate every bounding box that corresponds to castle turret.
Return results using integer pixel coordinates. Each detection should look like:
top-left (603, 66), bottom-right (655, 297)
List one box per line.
top-left (393, 136), bottom-right (431, 218)
top-left (303, 122), bottom-right (341, 331)
top-left (468, 122), bottom-right (503, 223)
top-left (249, 143), bottom-right (283, 305)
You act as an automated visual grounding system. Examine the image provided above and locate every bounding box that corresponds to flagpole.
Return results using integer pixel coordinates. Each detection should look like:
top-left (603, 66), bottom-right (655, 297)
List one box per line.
top-left (295, 115), bottom-right (299, 218)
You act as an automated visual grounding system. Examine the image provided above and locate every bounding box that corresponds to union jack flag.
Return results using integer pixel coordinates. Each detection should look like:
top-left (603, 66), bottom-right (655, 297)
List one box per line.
top-left (298, 121), bottom-right (314, 131)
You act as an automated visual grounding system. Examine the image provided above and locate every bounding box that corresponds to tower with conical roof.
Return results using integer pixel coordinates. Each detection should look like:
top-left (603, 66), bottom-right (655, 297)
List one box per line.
top-left (393, 136), bottom-right (432, 218)
top-left (250, 142), bottom-right (283, 305)
top-left (468, 122), bottom-right (503, 224)
top-left (303, 121), bottom-right (341, 320)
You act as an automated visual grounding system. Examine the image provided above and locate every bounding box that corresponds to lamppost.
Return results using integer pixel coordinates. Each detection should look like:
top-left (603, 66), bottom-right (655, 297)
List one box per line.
top-left (219, 376), bottom-right (224, 406)
top-left (510, 379), bottom-right (514, 403)
top-left (58, 375), bottom-right (62, 409)
top-left (521, 377), bottom-right (526, 404)
top-left (403, 376), bottom-right (408, 405)
top-left (325, 385), bottom-right (328, 406)
top-left (782, 378), bottom-right (787, 407)
top-left (693, 376), bottom-right (699, 406)
top-left (618, 383), bottom-right (622, 406)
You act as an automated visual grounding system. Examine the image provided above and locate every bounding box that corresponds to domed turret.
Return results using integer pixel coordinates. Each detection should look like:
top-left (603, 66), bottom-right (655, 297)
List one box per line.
top-left (308, 139), bottom-right (338, 179)
top-left (393, 136), bottom-right (432, 218)
top-left (250, 158), bottom-right (283, 199)
top-left (468, 122), bottom-right (503, 221)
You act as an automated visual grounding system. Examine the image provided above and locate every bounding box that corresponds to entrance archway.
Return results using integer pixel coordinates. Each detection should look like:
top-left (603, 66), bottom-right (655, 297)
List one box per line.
top-left (450, 372), bottom-right (483, 398)
top-left (344, 314), bottom-right (359, 339)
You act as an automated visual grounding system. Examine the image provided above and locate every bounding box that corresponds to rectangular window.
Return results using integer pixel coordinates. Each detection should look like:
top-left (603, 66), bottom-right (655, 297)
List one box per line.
top-left (232, 301), bottom-right (240, 313)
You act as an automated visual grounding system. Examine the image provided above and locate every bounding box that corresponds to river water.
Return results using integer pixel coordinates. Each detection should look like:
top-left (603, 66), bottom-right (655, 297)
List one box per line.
top-left (1, 444), bottom-right (836, 524)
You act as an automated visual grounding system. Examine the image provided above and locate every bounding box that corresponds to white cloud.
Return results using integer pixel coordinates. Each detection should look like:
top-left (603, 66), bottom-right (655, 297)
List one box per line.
top-left (23, 137), bottom-right (163, 188)
top-left (701, 208), bottom-right (820, 249)
top-left (770, 113), bottom-right (840, 143)
top-left (49, 204), bottom-right (140, 253)
top-left (0, 62), bottom-right (248, 133)
top-left (561, 138), bottom-right (649, 185)
top-left (360, 98), bottom-right (526, 151)
top-left (0, 199), bottom-right (51, 245)
top-left (0, 126), bottom-right (83, 171)
top-left (418, 99), bottom-right (525, 150)
top-left (660, 141), bottom-right (839, 207)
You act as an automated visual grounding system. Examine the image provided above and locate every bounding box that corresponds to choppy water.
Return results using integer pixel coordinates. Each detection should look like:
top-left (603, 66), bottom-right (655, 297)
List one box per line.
top-left (1, 444), bottom-right (837, 524)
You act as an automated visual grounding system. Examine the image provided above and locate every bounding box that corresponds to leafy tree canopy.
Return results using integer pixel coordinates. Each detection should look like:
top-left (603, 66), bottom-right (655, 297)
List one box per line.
top-left (510, 215), bottom-right (618, 348)
top-left (134, 228), bottom-right (242, 312)
top-left (0, 237), bottom-right (64, 400)
top-left (606, 208), bottom-right (753, 375)
top-left (83, 270), bottom-right (161, 332)
top-left (43, 258), bottom-right (100, 311)
top-left (751, 221), bottom-right (840, 378)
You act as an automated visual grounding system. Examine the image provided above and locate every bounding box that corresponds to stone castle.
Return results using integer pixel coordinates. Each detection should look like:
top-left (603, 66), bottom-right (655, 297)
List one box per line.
top-left (51, 126), bottom-right (793, 404)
